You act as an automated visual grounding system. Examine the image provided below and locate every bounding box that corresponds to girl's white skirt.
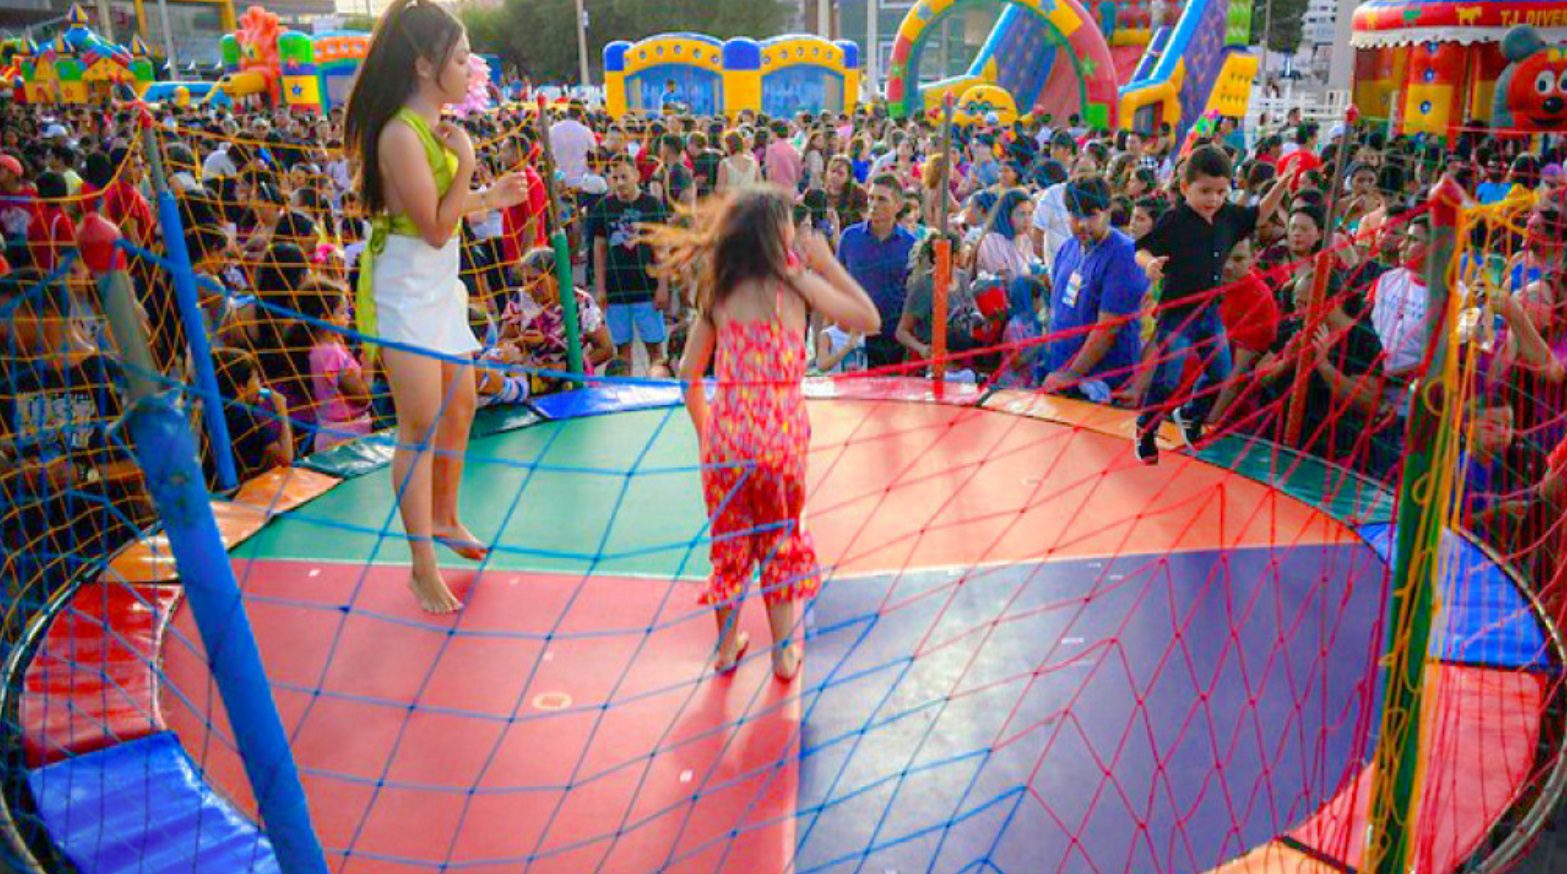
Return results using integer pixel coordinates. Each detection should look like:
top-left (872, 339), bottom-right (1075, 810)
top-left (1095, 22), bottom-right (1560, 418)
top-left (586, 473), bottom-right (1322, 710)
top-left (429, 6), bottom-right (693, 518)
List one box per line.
top-left (372, 234), bottom-right (481, 357)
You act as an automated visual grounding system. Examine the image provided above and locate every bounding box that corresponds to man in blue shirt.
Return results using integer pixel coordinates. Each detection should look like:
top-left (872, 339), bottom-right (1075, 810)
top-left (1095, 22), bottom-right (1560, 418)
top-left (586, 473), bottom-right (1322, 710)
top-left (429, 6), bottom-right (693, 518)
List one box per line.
top-left (837, 173), bottom-right (917, 367)
top-left (1040, 177), bottom-right (1147, 398)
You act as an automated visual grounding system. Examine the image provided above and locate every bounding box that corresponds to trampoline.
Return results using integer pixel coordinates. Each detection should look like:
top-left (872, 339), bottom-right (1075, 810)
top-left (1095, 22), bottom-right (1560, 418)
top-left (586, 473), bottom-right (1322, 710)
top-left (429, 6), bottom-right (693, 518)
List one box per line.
top-left (7, 381), bottom-right (1561, 873)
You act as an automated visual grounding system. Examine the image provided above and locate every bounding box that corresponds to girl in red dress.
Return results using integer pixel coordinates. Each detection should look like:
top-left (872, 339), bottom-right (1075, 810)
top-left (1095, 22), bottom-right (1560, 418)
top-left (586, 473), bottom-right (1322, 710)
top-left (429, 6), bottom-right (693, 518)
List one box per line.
top-left (652, 188), bottom-right (879, 680)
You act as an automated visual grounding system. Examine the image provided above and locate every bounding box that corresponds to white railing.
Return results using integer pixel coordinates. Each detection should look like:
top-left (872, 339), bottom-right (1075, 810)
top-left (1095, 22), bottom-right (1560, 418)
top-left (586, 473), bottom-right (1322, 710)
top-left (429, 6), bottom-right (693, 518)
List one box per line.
top-left (1246, 85), bottom-right (1353, 136)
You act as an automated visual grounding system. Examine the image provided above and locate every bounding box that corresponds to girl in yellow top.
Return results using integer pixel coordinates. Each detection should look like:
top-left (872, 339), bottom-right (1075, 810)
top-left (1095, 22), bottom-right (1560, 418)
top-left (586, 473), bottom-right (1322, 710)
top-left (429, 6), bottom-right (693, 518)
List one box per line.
top-left (344, 0), bottom-right (528, 613)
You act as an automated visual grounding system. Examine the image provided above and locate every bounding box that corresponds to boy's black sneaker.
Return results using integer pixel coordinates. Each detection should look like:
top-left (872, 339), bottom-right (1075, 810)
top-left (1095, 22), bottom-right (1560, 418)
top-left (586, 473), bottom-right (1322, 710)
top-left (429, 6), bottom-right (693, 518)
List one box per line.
top-left (1172, 407), bottom-right (1204, 450)
top-left (1134, 428), bottom-right (1159, 465)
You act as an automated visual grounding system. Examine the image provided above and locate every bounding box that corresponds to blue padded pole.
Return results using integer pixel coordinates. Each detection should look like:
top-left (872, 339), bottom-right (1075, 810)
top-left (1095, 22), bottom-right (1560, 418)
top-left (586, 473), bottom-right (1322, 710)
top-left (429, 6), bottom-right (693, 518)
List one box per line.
top-left (140, 123), bottom-right (238, 491)
top-left (120, 401), bottom-right (328, 873)
top-left (82, 218), bottom-right (329, 874)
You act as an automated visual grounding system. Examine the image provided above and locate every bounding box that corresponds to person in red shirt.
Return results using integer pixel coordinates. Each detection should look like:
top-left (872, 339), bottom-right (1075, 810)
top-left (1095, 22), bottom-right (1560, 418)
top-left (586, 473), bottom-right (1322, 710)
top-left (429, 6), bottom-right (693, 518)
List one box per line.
top-left (1211, 238), bottom-right (1279, 424)
top-left (635, 120), bottom-right (663, 184)
top-left (500, 163), bottom-right (548, 265)
top-left (102, 148), bottom-right (155, 248)
top-left (81, 148), bottom-right (155, 248)
top-left (26, 171), bottom-right (76, 274)
top-left (1, 152), bottom-right (41, 258)
top-left (1275, 124), bottom-right (1322, 190)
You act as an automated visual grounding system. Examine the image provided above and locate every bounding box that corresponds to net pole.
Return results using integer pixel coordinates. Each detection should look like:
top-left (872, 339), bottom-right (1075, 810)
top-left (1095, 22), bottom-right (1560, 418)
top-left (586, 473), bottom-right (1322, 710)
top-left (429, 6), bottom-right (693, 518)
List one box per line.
top-left (533, 96), bottom-right (586, 383)
top-left (1283, 106), bottom-right (1358, 446)
top-left (76, 216), bottom-right (330, 874)
top-left (932, 94), bottom-right (955, 390)
top-left (1365, 178), bottom-right (1465, 874)
top-left (139, 121), bottom-right (238, 491)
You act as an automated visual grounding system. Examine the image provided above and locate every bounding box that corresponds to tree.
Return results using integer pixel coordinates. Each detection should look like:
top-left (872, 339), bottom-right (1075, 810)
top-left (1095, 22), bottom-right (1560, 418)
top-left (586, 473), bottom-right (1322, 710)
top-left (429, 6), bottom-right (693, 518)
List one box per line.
top-left (460, 0), bottom-right (790, 84)
top-left (339, 14), bottom-right (377, 32)
top-left (1253, 0), bottom-right (1308, 57)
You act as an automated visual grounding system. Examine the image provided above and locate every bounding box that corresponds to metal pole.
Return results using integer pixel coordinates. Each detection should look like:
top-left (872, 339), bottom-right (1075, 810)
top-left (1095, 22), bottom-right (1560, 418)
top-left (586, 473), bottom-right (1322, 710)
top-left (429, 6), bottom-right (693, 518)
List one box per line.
top-left (140, 122), bottom-right (237, 489)
top-left (1283, 105), bottom-right (1358, 446)
top-left (94, 0), bottom-right (114, 43)
top-left (155, 0), bottom-right (176, 70)
top-left (1259, 0), bottom-right (1274, 83)
top-left (574, 0), bottom-right (591, 90)
top-left (79, 218), bottom-right (330, 874)
top-left (931, 94), bottom-right (955, 389)
top-left (1365, 178), bottom-right (1465, 874)
top-left (817, 0), bottom-right (831, 39)
top-left (866, 0), bottom-right (879, 104)
top-left (533, 96), bottom-right (586, 382)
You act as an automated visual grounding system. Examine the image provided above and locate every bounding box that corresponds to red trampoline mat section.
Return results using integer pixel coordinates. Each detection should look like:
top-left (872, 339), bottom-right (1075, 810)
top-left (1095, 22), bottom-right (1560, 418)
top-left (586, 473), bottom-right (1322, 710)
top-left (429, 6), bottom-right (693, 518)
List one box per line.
top-left (803, 401), bottom-right (1359, 575)
top-left (20, 582), bottom-right (179, 767)
top-left (1289, 664), bottom-right (1546, 871)
top-left (161, 562), bottom-right (798, 873)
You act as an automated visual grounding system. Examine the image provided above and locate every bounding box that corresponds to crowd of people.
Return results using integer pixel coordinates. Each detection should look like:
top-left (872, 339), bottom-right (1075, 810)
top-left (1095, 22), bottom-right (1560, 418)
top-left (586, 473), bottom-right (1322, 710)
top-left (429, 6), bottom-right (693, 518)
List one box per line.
top-left (1, 74), bottom-right (1565, 618)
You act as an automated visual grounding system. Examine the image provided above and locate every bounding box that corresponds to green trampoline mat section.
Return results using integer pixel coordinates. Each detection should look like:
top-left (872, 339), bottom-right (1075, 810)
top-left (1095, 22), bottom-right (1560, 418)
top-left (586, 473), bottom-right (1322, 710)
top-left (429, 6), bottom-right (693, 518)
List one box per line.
top-left (1196, 435), bottom-right (1395, 527)
top-left (237, 407), bottom-right (714, 580)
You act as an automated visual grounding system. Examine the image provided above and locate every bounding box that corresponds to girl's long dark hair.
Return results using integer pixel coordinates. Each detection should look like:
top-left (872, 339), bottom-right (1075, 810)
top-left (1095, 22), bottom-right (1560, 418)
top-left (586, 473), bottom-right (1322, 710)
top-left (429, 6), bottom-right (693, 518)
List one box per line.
top-left (642, 187), bottom-right (794, 318)
top-left (343, 0), bottom-right (463, 215)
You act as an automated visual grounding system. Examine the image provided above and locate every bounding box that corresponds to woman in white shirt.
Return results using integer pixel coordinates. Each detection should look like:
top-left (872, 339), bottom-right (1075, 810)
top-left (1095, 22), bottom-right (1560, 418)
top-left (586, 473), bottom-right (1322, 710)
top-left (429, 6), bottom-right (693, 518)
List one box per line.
top-left (975, 188), bottom-right (1037, 283)
top-left (716, 130), bottom-right (760, 193)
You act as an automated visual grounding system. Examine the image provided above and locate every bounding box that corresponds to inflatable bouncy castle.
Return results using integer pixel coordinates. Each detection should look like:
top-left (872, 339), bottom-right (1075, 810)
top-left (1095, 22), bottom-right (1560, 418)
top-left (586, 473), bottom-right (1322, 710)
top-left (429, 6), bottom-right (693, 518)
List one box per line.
top-left (213, 6), bottom-right (368, 112)
top-left (885, 0), bottom-right (1255, 140)
top-left (1353, 0), bottom-right (1567, 136)
top-left (13, 5), bottom-right (155, 104)
top-left (603, 33), bottom-right (860, 118)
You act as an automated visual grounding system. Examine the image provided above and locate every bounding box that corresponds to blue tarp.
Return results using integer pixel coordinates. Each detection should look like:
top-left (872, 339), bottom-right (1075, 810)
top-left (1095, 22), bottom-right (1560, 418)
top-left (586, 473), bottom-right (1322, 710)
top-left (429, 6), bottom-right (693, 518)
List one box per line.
top-left (1358, 523), bottom-right (1552, 671)
top-left (28, 732), bottom-right (280, 874)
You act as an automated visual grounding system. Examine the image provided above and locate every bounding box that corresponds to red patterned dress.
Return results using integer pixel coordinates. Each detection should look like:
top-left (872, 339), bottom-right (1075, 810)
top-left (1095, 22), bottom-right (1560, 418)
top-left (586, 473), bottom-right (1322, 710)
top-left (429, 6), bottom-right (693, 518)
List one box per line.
top-left (700, 304), bottom-right (820, 608)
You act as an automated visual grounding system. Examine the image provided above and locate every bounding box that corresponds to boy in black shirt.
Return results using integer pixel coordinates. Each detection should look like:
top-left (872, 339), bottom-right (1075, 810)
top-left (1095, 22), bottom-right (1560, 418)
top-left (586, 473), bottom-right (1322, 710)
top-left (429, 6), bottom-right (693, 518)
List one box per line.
top-left (1133, 145), bottom-right (1297, 463)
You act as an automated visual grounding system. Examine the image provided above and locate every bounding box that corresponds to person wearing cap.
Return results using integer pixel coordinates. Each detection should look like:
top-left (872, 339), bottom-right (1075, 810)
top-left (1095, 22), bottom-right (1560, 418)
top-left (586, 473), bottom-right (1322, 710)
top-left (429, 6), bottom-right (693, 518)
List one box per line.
top-left (1031, 152), bottom-right (1100, 273)
top-left (0, 153), bottom-right (35, 264)
top-left (1541, 164), bottom-right (1565, 197)
top-left (1040, 176), bottom-right (1147, 399)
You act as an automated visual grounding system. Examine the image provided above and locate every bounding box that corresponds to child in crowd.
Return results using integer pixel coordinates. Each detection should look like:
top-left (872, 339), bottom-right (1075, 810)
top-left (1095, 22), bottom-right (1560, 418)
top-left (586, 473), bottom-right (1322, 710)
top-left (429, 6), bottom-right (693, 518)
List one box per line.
top-left (1133, 145), bottom-right (1296, 463)
top-left (468, 304), bottom-right (530, 408)
top-left (1209, 238), bottom-right (1278, 424)
top-left (296, 277), bottom-right (373, 452)
top-left (994, 273), bottom-right (1043, 389)
top-left (212, 346), bottom-right (295, 481)
top-left (504, 246), bottom-right (615, 388)
top-left (815, 318), bottom-right (867, 374)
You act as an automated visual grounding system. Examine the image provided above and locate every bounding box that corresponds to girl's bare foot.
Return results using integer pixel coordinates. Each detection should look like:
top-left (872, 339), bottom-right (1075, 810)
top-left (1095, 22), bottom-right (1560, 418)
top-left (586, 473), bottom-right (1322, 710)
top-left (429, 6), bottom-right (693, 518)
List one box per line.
top-left (772, 642), bottom-right (801, 682)
top-left (432, 522), bottom-right (489, 562)
top-left (409, 569), bottom-right (462, 614)
top-left (714, 631), bottom-right (750, 675)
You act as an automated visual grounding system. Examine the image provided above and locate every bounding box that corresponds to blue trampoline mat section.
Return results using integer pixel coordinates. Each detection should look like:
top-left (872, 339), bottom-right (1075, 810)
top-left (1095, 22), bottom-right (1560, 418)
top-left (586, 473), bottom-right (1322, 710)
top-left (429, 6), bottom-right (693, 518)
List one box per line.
top-left (528, 381), bottom-right (683, 420)
top-left (1358, 523), bottom-right (1550, 671)
top-left (797, 544), bottom-right (1388, 873)
top-left (28, 731), bottom-right (279, 874)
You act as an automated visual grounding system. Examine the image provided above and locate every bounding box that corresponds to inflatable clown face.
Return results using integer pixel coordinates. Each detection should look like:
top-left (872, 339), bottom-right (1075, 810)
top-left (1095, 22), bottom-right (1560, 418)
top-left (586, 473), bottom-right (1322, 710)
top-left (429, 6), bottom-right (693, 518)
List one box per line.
top-left (1493, 25), bottom-right (1567, 133)
top-left (951, 85), bottom-right (1019, 127)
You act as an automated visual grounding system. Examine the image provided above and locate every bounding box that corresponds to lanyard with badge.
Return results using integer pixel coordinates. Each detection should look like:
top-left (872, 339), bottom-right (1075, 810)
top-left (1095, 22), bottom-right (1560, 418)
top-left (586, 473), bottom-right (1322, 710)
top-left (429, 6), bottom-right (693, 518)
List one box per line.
top-left (1062, 235), bottom-right (1100, 310)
